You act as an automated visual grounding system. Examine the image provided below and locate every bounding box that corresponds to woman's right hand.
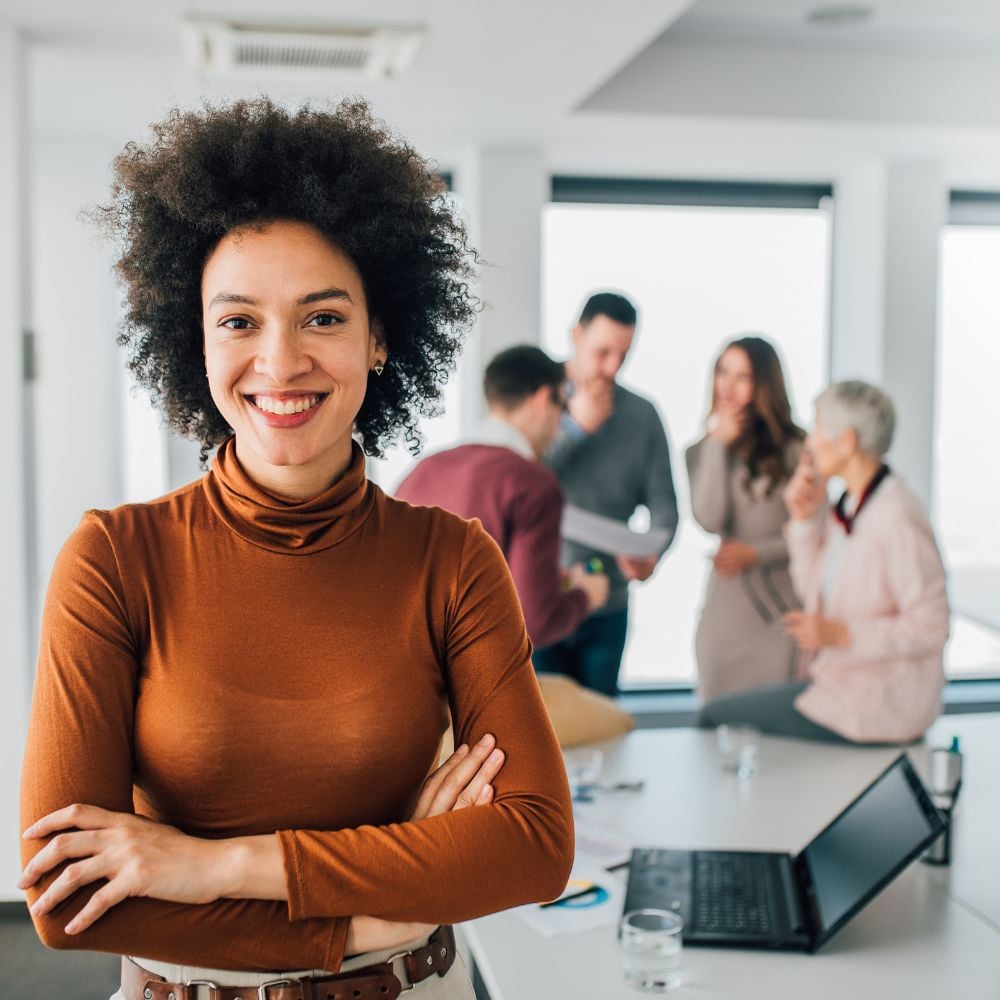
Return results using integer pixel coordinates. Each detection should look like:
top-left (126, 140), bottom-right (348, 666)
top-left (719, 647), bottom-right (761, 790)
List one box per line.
top-left (783, 448), bottom-right (826, 521)
top-left (345, 734), bottom-right (506, 956)
top-left (709, 404), bottom-right (746, 445)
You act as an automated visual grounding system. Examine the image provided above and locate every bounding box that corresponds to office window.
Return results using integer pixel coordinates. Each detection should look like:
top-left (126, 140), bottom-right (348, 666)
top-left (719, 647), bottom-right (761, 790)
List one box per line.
top-left (935, 215), bottom-right (1000, 678)
top-left (542, 185), bottom-right (831, 688)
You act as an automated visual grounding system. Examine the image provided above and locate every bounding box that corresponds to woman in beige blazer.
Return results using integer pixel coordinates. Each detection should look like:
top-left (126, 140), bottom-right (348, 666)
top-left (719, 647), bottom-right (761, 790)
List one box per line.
top-left (686, 336), bottom-right (806, 700)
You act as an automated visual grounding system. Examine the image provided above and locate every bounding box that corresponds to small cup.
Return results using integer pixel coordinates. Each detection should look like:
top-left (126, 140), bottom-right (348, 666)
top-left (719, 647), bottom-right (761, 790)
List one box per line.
top-left (563, 747), bottom-right (604, 802)
top-left (620, 908), bottom-right (683, 993)
top-left (716, 723), bottom-right (761, 779)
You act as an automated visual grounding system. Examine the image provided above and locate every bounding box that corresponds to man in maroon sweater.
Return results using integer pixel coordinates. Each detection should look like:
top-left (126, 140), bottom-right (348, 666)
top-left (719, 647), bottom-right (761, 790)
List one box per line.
top-left (396, 346), bottom-right (609, 648)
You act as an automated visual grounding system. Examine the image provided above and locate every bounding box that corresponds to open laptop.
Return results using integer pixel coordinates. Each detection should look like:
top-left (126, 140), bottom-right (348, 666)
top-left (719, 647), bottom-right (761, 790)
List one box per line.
top-left (622, 753), bottom-right (947, 952)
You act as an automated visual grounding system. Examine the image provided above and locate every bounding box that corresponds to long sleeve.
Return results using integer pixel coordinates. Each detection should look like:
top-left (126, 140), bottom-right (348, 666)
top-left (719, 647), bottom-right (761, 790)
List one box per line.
top-left (277, 521), bottom-right (575, 924)
top-left (20, 515), bottom-right (348, 972)
top-left (785, 516), bottom-right (827, 605)
top-left (685, 436), bottom-right (731, 536)
top-left (641, 405), bottom-right (678, 553)
top-left (506, 479), bottom-right (589, 649)
top-left (824, 509), bottom-right (950, 665)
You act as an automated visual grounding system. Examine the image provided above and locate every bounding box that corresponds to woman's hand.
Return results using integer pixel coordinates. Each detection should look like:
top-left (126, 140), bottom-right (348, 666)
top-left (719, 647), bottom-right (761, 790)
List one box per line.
top-left (709, 405), bottom-right (746, 445)
top-left (19, 806), bottom-right (232, 933)
top-left (784, 449), bottom-right (826, 521)
top-left (713, 539), bottom-right (759, 576)
top-left (616, 554), bottom-right (659, 582)
top-left (784, 611), bottom-right (850, 651)
top-left (345, 734), bottom-right (507, 956)
top-left (409, 733), bottom-right (505, 820)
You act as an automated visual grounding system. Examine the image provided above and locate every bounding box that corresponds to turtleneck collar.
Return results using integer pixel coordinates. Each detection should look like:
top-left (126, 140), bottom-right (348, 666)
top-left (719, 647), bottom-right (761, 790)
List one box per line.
top-left (204, 437), bottom-right (375, 554)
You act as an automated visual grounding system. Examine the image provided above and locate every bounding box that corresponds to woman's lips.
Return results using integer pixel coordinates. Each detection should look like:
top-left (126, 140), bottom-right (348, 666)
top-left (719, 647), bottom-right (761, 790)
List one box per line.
top-left (246, 392), bottom-right (328, 429)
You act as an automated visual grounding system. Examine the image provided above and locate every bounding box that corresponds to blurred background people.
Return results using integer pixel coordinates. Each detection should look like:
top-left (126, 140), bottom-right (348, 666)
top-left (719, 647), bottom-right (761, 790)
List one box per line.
top-left (397, 345), bottom-right (609, 649)
top-left (534, 292), bottom-right (678, 696)
top-left (701, 380), bottom-right (950, 744)
top-left (686, 336), bottom-right (805, 700)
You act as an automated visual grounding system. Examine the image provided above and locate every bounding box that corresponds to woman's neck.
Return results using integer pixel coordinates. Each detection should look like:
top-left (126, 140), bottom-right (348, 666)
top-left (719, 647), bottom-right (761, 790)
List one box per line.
top-left (841, 452), bottom-right (884, 499)
top-left (233, 439), bottom-right (354, 502)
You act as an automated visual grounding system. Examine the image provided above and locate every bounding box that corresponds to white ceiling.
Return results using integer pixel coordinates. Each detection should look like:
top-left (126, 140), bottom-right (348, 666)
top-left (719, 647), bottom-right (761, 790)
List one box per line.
top-left (9, 0), bottom-right (695, 146)
top-left (6, 0), bottom-right (1000, 166)
top-left (581, 0), bottom-right (1000, 129)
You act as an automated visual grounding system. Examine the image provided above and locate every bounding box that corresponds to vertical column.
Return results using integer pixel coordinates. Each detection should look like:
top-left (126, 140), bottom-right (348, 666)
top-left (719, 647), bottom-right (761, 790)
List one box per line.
top-left (830, 161), bottom-right (887, 383)
top-left (880, 161), bottom-right (947, 510)
top-left (830, 159), bottom-right (946, 509)
top-left (0, 24), bottom-right (32, 898)
top-left (454, 145), bottom-right (547, 427)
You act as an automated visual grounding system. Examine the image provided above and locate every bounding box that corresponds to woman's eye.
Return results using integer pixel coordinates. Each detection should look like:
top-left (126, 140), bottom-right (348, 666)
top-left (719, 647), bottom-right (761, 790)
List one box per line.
top-left (221, 317), bottom-right (252, 330)
top-left (308, 312), bottom-right (341, 328)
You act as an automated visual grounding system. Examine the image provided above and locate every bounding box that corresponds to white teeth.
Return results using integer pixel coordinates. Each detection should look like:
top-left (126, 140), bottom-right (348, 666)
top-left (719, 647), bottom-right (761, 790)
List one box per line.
top-left (252, 394), bottom-right (320, 415)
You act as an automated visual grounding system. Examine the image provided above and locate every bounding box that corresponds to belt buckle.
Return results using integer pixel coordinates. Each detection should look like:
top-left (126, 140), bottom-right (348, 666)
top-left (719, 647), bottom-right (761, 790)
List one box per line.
top-left (186, 981), bottom-right (219, 1000)
top-left (258, 979), bottom-right (294, 999)
top-left (385, 950), bottom-right (415, 992)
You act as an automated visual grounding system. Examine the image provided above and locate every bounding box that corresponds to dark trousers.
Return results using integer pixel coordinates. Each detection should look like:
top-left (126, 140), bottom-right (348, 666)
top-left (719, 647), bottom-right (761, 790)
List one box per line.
top-left (532, 608), bottom-right (629, 697)
top-left (697, 681), bottom-right (847, 743)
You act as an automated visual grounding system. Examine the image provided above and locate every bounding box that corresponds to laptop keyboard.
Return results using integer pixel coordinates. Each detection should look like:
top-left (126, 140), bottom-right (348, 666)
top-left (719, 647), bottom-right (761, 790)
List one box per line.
top-left (693, 852), bottom-right (773, 934)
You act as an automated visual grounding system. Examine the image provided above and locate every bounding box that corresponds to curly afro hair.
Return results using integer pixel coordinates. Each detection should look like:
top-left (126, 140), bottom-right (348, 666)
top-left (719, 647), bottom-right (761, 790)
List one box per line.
top-left (97, 97), bottom-right (478, 461)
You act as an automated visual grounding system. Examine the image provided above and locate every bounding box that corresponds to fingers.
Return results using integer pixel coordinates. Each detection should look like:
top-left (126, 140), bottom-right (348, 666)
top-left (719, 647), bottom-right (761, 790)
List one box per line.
top-left (423, 734), bottom-right (504, 818)
top-left (29, 855), bottom-right (106, 917)
top-left (19, 830), bottom-right (101, 889)
top-left (64, 881), bottom-right (131, 935)
top-left (22, 803), bottom-right (118, 841)
top-left (410, 743), bottom-right (471, 820)
top-left (451, 748), bottom-right (504, 811)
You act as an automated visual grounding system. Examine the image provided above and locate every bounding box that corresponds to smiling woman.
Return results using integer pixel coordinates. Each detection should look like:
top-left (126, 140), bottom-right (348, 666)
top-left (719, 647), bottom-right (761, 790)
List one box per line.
top-left (18, 99), bottom-right (573, 1000)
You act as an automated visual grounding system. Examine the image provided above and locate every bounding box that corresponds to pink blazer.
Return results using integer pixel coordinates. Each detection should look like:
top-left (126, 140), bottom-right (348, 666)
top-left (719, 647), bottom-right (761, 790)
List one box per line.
top-left (786, 475), bottom-right (950, 743)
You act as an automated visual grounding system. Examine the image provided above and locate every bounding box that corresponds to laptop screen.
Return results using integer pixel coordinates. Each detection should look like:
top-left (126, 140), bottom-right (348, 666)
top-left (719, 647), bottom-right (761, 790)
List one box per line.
top-left (801, 755), bottom-right (945, 941)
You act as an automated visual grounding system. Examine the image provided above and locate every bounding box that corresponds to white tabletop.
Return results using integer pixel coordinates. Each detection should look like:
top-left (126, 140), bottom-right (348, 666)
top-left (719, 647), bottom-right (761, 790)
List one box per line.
top-left (462, 714), bottom-right (1000, 999)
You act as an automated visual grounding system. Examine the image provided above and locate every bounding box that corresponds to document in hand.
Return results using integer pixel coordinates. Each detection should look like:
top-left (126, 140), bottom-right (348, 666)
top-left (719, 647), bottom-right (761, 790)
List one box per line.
top-left (561, 505), bottom-right (670, 558)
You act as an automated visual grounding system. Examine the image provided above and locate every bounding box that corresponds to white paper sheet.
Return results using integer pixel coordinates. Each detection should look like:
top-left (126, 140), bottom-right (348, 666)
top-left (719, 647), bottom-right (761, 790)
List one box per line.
top-left (513, 862), bottom-right (627, 938)
top-left (561, 504), bottom-right (671, 559)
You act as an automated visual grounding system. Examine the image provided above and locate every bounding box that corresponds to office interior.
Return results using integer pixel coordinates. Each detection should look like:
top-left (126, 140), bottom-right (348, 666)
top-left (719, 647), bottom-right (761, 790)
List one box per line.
top-left (2, 0), bottom-right (1000, 994)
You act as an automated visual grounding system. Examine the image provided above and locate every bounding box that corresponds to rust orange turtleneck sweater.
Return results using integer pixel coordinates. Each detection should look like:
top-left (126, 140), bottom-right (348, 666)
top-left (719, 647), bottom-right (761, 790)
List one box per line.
top-left (20, 438), bottom-right (574, 972)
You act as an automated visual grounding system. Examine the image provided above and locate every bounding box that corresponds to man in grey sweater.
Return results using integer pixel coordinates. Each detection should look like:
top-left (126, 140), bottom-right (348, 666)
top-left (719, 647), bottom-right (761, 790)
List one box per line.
top-left (536, 292), bottom-right (678, 695)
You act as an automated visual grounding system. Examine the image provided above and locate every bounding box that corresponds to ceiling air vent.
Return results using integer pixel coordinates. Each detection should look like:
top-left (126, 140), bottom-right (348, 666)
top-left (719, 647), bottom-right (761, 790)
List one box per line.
top-left (181, 20), bottom-right (424, 80)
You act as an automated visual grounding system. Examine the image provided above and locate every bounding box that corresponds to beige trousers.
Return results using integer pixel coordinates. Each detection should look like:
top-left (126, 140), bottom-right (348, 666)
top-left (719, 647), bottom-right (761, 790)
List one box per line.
top-left (110, 930), bottom-right (475, 1000)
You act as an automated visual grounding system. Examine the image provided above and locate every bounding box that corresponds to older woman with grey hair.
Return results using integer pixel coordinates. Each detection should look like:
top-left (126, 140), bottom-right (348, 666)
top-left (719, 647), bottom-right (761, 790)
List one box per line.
top-left (700, 380), bottom-right (949, 743)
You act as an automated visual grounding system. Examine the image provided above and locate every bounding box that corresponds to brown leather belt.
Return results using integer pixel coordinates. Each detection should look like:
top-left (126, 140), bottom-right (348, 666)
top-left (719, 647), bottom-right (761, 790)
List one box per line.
top-left (121, 925), bottom-right (456, 1000)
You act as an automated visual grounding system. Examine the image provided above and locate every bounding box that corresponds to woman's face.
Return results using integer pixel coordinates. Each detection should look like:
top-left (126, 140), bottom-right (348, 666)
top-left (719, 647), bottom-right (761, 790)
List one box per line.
top-left (714, 346), bottom-right (755, 411)
top-left (202, 219), bottom-right (383, 493)
top-left (807, 416), bottom-right (854, 479)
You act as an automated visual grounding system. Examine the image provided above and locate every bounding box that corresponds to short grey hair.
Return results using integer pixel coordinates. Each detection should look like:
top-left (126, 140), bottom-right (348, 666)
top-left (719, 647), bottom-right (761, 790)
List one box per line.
top-left (814, 380), bottom-right (896, 457)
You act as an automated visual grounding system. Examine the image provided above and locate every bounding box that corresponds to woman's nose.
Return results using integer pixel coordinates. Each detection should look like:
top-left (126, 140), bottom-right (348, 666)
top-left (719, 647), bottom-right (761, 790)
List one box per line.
top-left (254, 330), bottom-right (313, 383)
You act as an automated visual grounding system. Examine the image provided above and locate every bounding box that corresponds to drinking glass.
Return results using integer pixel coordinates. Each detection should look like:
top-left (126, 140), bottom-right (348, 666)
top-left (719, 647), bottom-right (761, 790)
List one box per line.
top-left (716, 723), bottom-right (761, 778)
top-left (562, 747), bottom-right (604, 802)
top-left (620, 908), bottom-right (683, 993)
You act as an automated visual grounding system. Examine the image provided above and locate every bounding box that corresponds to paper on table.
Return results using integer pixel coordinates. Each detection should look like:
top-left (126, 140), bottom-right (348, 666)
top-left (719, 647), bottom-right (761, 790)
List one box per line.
top-left (513, 861), bottom-right (626, 938)
top-left (561, 504), bottom-right (671, 559)
top-left (573, 822), bottom-right (636, 871)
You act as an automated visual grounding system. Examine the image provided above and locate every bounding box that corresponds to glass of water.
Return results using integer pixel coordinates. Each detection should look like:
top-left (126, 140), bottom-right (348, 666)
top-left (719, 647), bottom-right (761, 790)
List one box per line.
top-left (716, 723), bottom-right (761, 779)
top-left (563, 747), bottom-right (604, 802)
top-left (620, 908), bottom-right (683, 992)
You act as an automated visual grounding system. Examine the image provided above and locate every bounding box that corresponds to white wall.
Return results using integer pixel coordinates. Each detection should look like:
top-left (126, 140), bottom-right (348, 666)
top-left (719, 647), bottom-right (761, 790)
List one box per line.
top-left (1, 25), bottom-right (33, 900)
top-left (32, 135), bottom-right (123, 589)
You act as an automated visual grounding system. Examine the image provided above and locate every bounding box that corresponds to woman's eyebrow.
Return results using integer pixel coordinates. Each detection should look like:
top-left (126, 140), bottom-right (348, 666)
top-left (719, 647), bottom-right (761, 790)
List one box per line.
top-left (297, 287), bottom-right (353, 306)
top-left (206, 288), bottom-right (353, 309)
top-left (208, 292), bottom-right (257, 308)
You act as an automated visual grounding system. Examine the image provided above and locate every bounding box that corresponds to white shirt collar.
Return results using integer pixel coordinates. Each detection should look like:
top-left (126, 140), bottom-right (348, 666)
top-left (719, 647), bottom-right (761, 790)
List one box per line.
top-left (465, 417), bottom-right (536, 462)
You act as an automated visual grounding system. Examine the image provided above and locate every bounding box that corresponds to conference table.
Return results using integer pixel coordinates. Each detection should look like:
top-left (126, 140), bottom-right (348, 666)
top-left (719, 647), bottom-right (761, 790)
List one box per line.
top-left (461, 713), bottom-right (1000, 999)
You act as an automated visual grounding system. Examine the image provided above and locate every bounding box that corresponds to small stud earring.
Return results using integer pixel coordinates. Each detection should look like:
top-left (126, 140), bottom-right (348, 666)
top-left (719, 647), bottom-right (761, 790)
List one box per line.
top-left (374, 361), bottom-right (385, 376)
